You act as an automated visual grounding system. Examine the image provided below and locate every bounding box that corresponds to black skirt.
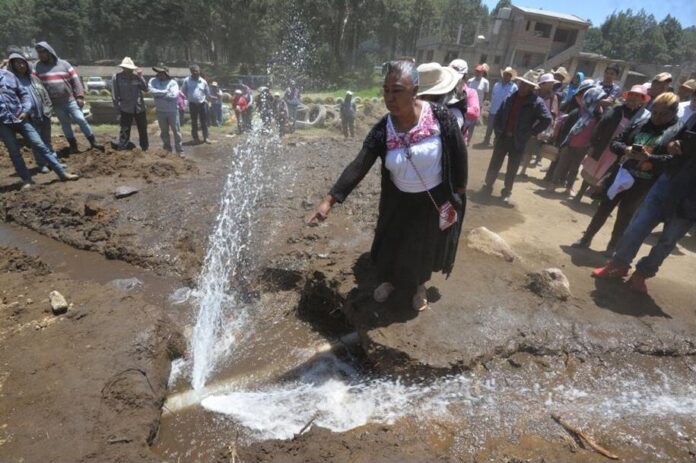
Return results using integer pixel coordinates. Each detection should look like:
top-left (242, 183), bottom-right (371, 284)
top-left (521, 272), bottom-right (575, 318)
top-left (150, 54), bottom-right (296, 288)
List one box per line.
top-left (370, 180), bottom-right (455, 290)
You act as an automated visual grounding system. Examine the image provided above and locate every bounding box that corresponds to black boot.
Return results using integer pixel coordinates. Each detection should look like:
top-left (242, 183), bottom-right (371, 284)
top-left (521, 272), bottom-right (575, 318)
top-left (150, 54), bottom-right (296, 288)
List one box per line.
top-left (87, 135), bottom-right (105, 152)
top-left (67, 138), bottom-right (80, 154)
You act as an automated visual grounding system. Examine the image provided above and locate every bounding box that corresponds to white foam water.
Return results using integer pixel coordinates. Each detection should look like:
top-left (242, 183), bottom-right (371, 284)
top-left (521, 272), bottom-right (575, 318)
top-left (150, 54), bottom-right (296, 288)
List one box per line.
top-left (190, 125), bottom-right (282, 390)
top-left (202, 355), bottom-right (696, 441)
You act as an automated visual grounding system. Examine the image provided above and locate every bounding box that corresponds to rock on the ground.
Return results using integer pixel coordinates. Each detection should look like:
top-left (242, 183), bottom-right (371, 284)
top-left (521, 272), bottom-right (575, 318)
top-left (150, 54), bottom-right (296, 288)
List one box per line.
top-left (49, 290), bottom-right (69, 315)
top-left (465, 226), bottom-right (518, 262)
top-left (114, 186), bottom-right (139, 199)
top-left (527, 268), bottom-right (571, 301)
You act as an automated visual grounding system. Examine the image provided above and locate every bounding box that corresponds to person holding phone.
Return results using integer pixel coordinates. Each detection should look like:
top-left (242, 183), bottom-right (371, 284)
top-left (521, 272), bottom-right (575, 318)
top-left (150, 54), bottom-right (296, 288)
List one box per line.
top-left (593, 109), bottom-right (696, 294)
top-left (573, 92), bottom-right (680, 255)
top-left (308, 60), bottom-right (467, 312)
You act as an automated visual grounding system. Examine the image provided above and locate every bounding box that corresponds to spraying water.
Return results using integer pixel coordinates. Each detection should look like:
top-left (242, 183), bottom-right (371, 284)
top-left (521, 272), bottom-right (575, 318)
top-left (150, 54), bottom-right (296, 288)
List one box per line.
top-left (190, 125), bottom-right (282, 390)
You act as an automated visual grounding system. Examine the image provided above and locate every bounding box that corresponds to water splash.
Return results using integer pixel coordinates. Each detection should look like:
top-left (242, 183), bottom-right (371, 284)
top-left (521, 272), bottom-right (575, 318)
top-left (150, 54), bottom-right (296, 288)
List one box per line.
top-left (202, 354), bottom-right (696, 440)
top-left (190, 125), bottom-right (282, 390)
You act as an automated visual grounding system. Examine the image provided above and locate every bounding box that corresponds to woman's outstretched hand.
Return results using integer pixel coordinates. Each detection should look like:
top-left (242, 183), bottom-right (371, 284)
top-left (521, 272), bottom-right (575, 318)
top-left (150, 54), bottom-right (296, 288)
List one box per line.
top-left (307, 195), bottom-right (336, 225)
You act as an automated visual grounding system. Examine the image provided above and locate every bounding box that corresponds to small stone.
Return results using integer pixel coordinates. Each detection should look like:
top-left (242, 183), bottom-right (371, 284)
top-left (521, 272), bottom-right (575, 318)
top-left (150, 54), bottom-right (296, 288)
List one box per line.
top-left (114, 186), bottom-right (139, 199)
top-left (465, 227), bottom-right (519, 262)
top-left (49, 290), bottom-right (69, 315)
top-left (527, 268), bottom-right (571, 301)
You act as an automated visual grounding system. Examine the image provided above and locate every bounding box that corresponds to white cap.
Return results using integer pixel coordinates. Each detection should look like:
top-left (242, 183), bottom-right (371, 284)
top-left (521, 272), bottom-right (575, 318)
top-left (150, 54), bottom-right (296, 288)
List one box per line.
top-left (449, 58), bottom-right (468, 75)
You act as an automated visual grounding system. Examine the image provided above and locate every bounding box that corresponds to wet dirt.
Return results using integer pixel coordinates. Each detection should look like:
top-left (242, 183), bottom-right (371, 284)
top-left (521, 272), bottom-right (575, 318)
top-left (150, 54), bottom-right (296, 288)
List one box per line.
top-left (2, 119), bottom-right (695, 462)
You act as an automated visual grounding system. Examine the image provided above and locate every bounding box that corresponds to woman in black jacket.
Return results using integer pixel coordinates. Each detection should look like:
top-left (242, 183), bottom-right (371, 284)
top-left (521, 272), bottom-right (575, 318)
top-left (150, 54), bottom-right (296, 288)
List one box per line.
top-left (572, 92), bottom-right (680, 255)
top-left (309, 60), bottom-right (468, 311)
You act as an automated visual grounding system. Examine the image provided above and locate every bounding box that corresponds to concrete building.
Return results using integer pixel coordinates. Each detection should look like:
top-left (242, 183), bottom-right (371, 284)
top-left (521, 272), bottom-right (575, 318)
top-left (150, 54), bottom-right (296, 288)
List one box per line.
top-left (416, 5), bottom-right (629, 86)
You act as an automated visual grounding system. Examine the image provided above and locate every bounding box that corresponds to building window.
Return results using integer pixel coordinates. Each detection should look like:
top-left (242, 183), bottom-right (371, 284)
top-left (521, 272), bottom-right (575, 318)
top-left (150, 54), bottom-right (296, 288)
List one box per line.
top-left (426, 50), bottom-right (434, 62)
top-left (479, 54), bottom-right (488, 64)
top-left (494, 55), bottom-right (501, 64)
top-left (534, 22), bottom-right (552, 39)
top-left (444, 51), bottom-right (458, 63)
top-left (526, 21), bottom-right (531, 31)
top-left (416, 49), bottom-right (424, 63)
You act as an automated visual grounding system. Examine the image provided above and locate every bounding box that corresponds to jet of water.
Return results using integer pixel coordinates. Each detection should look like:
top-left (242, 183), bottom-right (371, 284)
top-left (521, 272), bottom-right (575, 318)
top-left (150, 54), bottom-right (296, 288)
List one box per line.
top-left (191, 124), bottom-right (281, 390)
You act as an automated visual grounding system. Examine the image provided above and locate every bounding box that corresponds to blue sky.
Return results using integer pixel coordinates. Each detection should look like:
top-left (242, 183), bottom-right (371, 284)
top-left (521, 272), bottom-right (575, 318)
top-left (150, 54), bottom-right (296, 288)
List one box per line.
top-left (483, 0), bottom-right (696, 27)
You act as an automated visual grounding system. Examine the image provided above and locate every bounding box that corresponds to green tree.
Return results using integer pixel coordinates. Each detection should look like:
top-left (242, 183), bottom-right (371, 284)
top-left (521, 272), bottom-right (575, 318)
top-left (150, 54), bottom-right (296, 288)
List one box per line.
top-left (33, 0), bottom-right (89, 61)
top-left (0, 0), bottom-right (38, 53)
top-left (659, 15), bottom-right (683, 60)
top-left (490, 0), bottom-right (511, 17)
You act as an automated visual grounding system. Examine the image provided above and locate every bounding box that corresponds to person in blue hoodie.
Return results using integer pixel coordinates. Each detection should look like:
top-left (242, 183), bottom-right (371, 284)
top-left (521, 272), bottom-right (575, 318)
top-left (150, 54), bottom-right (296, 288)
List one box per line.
top-left (8, 52), bottom-right (57, 173)
top-left (562, 71), bottom-right (585, 108)
top-left (0, 68), bottom-right (78, 189)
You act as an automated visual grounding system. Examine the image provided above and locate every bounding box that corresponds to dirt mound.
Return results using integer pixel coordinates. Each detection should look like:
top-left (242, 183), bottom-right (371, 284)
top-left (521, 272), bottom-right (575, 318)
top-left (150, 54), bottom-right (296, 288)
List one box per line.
top-left (0, 135), bottom-right (198, 183)
top-left (0, 246), bottom-right (50, 275)
top-left (71, 144), bottom-right (198, 182)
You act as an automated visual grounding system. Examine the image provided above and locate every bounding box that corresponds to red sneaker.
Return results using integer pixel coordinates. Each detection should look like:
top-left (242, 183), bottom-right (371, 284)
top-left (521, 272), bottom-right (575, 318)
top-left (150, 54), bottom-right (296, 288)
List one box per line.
top-left (592, 262), bottom-right (629, 279)
top-left (627, 272), bottom-right (649, 294)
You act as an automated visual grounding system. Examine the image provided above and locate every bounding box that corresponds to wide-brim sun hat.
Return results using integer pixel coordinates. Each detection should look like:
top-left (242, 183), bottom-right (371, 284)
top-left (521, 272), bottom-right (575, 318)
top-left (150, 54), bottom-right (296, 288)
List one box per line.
top-left (118, 57), bottom-right (137, 70)
top-left (346, 90), bottom-right (353, 95)
top-left (500, 66), bottom-right (517, 78)
top-left (623, 84), bottom-right (650, 102)
top-left (537, 73), bottom-right (558, 86)
top-left (234, 90), bottom-right (243, 95)
top-left (417, 62), bottom-right (460, 96)
top-left (515, 70), bottom-right (541, 89)
top-left (152, 64), bottom-right (169, 74)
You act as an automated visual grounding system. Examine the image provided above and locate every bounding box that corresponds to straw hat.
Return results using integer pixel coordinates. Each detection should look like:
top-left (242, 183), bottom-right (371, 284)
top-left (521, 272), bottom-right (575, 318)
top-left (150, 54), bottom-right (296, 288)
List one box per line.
top-left (552, 66), bottom-right (569, 82)
top-left (680, 79), bottom-right (696, 91)
top-left (515, 70), bottom-right (541, 89)
top-left (152, 64), bottom-right (169, 75)
top-left (576, 79), bottom-right (597, 94)
top-left (118, 57), bottom-right (137, 70)
top-left (234, 89), bottom-right (243, 95)
top-left (211, 81), bottom-right (219, 87)
top-left (500, 66), bottom-right (517, 78)
top-left (652, 72), bottom-right (673, 83)
top-left (416, 62), bottom-right (460, 96)
top-left (346, 90), bottom-right (353, 95)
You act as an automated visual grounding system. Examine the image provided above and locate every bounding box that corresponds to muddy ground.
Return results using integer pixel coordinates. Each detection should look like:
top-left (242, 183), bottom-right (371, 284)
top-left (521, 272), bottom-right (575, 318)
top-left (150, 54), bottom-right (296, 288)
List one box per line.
top-left (1, 116), bottom-right (695, 463)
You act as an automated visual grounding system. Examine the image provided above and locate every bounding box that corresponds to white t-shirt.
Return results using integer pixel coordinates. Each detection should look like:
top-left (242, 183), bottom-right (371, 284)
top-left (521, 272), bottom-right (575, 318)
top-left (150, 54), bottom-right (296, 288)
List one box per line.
top-left (678, 101), bottom-right (695, 123)
top-left (385, 136), bottom-right (443, 193)
top-left (467, 77), bottom-right (489, 105)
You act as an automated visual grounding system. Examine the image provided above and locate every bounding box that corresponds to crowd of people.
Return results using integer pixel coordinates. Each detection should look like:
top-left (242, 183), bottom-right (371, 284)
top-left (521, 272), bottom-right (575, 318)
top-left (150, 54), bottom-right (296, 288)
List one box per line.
top-left (311, 57), bottom-right (695, 306)
top-left (1, 41), bottom-right (694, 299)
top-left (0, 43), bottom-right (310, 190)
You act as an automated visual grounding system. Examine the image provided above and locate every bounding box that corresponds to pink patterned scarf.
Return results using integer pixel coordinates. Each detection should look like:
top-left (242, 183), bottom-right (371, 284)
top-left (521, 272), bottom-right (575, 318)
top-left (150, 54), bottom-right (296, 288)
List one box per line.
top-left (386, 103), bottom-right (440, 150)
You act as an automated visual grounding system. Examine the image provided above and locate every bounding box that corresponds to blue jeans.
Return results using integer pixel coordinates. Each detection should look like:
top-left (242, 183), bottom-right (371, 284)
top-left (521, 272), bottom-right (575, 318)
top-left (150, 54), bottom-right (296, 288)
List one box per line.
top-left (156, 111), bottom-right (182, 153)
top-left (53, 99), bottom-right (93, 140)
top-left (613, 174), bottom-right (695, 277)
top-left (30, 116), bottom-right (53, 167)
top-left (0, 120), bottom-right (66, 183)
top-left (211, 101), bottom-right (223, 126)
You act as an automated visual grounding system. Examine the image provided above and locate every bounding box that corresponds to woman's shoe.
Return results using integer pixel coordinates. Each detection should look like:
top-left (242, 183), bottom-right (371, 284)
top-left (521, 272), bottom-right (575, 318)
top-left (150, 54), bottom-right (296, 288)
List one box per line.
top-left (373, 282), bottom-right (395, 303)
top-left (592, 262), bottom-right (629, 279)
top-left (412, 285), bottom-right (429, 312)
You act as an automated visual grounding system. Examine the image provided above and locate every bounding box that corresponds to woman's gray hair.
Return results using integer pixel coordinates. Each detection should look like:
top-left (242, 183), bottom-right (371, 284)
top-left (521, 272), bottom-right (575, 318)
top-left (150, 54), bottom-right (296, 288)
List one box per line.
top-left (383, 60), bottom-right (419, 86)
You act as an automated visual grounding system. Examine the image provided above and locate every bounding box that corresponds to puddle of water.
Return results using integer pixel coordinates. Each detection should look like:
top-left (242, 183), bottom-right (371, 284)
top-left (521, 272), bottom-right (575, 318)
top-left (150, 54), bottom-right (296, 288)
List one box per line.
top-left (0, 221), bottom-right (178, 306)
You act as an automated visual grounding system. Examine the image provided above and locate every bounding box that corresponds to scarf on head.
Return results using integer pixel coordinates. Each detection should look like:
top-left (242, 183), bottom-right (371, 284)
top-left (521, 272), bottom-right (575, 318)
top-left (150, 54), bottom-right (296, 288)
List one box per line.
top-left (564, 86), bottom-right (606, 145)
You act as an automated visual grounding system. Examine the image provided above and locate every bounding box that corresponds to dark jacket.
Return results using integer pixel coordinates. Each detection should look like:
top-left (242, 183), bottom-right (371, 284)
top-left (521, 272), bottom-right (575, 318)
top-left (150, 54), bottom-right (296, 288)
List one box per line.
top-left (493, 91), bottom-right (552, 152)
top-left (610, 116), bottom-right (680, 182)
top-left (589, 104), bottom-right (648, 160)
top-left (330, 102), bottom-right (468, 276)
